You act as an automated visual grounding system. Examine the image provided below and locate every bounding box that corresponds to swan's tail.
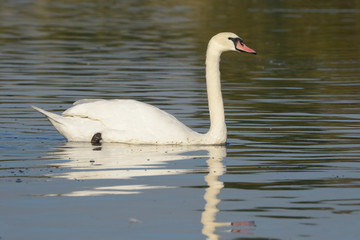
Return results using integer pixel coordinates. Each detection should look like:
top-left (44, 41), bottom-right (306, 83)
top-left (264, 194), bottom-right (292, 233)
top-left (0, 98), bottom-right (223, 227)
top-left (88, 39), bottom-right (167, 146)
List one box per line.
top-left (31, 105), bottom-right (65, 125)
top-left (31, 105), bottom-right (102, 142)
top-left (31, 105), bottom-right (74, 141)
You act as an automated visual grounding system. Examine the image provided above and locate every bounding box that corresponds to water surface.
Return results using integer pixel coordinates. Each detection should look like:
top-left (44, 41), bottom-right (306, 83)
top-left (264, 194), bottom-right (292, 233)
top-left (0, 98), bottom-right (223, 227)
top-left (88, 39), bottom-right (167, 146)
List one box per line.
top-left (1, 1), bottom-right (360, 239)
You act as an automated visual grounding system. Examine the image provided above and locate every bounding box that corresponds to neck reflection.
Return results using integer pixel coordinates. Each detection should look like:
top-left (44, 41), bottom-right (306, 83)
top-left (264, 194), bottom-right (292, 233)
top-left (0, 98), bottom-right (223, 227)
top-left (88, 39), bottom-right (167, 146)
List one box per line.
top-left (44, 143), bottom-right (253, 237)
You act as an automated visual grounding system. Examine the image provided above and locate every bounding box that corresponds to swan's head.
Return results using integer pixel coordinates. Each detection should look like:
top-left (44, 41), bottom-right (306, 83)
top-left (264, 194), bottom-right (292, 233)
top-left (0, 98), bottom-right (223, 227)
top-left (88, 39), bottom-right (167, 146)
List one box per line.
top-left (209, 32), bottom-right (256, 55)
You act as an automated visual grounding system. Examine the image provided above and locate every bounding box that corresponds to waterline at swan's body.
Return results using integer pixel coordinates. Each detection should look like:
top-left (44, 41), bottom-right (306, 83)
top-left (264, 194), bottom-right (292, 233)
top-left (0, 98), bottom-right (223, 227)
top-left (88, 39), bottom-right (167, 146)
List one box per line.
top-left (32, 100), bottom-right (215, 145)
top-left (32, 32), bottom-right (256, 145)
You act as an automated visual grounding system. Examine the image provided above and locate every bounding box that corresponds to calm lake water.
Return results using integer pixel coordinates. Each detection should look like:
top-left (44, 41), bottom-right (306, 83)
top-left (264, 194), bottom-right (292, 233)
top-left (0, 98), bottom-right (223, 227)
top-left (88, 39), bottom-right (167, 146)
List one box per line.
top-left (1, 0), bottom-right (360, 239)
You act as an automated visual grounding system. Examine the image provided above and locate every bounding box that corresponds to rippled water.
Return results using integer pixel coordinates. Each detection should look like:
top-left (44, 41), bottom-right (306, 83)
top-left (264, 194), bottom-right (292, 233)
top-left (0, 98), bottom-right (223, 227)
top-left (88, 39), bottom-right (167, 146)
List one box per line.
top-left (1, 1), bottom-right (360, 239)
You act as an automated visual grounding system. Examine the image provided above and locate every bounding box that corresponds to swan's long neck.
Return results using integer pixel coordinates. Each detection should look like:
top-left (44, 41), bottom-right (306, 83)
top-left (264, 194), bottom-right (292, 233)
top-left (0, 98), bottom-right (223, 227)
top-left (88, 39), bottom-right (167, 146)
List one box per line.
top-left (205, 45), bottom-right (226, 143)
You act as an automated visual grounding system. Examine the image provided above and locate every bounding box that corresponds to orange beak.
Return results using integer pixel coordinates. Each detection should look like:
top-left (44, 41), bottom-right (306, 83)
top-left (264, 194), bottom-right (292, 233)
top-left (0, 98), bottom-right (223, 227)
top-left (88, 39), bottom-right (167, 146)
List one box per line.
top-left (236, 40), bottom-right (256, 54)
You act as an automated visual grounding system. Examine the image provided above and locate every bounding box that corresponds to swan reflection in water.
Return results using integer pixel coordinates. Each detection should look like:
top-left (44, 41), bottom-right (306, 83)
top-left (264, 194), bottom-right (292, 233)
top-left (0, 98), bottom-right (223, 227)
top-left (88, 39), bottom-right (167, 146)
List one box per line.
top-left (46, 143), bottom-right (255, 238)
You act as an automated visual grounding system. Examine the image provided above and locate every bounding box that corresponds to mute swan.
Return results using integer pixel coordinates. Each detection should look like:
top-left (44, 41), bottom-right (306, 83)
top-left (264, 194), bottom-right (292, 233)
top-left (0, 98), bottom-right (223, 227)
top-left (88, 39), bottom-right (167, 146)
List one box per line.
top-left (32, 32), bottom-right (256, 145)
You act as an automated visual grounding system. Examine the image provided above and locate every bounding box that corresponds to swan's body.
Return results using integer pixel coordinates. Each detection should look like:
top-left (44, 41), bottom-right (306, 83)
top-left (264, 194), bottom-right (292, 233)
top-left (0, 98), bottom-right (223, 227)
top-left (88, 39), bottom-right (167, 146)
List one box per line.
top-left (32, 32), bottom-right (256, 145)
top-left (32, 100), bottom-right (203, 144)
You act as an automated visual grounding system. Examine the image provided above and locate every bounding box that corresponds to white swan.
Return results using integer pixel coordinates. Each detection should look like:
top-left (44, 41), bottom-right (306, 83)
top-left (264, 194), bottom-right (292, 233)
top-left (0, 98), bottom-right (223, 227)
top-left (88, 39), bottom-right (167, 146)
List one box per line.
top-left (32, 32), bottom-right (256, 145)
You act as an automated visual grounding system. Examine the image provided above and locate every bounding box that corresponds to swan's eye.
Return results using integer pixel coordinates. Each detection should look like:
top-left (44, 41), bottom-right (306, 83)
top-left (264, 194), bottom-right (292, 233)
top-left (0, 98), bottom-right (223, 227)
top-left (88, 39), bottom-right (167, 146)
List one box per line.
top-left (228, 37), bottom-right (244, 46)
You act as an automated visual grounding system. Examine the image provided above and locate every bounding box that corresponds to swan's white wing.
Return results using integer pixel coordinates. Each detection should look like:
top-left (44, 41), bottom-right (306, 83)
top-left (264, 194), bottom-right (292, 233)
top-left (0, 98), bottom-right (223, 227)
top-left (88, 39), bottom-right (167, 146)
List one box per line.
top-left (63, 99), bottom-right (200, 144)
